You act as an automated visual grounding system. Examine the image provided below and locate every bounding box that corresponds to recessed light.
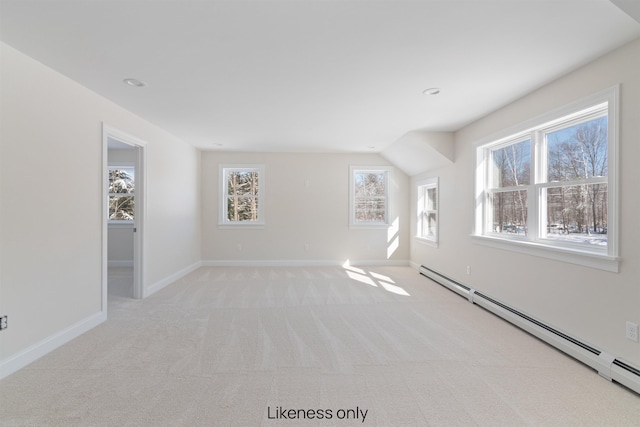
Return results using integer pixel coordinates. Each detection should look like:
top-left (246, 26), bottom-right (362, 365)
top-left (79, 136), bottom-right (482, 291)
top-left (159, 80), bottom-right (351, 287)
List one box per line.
top-left (123, 78), bottom-right (146, 87)
top-left (422, 87), bottom-right (440, 95)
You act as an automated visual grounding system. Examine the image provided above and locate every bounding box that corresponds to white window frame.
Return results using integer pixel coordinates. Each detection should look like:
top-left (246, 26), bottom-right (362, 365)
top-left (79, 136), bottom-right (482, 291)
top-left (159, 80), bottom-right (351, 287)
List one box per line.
top-left (349, 165), bottom-right (392, 228)
top-left (416, 177), bottom-right (439, 246)
top-left (108, 163), bottom-right (135, 226)
top-left (472, 86), bottom-right (619, 272)
top-left (219, 164), bottom-right (265, 227)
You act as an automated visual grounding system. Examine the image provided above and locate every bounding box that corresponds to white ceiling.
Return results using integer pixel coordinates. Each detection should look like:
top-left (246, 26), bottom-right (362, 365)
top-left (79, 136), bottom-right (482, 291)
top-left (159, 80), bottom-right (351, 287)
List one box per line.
top-left (1, 0), bottom-right (639, 153)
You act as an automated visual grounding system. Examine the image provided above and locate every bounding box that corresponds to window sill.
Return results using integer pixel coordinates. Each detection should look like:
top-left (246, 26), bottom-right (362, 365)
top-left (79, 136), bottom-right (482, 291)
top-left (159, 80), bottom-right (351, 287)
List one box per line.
top-left (218, 223), bottom-right (265, 229)
top-left (108, 221), bottom-right (134, 228)
top-left (415, 237), bottom-right (438, 248)
top-left (470, 234), bottom-right (619, 272)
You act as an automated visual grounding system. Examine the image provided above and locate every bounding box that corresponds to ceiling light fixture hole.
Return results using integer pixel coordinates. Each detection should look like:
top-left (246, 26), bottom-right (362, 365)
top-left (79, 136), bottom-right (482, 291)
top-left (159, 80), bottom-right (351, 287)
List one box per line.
top-left (123, 78), bottom-right (146, 87)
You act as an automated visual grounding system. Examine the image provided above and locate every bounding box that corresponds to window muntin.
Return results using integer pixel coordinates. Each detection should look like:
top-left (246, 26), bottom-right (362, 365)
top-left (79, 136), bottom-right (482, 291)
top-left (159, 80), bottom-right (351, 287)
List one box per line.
top-left (350, 166), bottom-right (391, 226)
top-left (475, 88), bottom-right (617, 268)
top-left (417, 177), bottom-right (438, 243)
top-left (108, 166), bottom-right (134, 222)
top-left (220, 165), bottom-right (265, 225)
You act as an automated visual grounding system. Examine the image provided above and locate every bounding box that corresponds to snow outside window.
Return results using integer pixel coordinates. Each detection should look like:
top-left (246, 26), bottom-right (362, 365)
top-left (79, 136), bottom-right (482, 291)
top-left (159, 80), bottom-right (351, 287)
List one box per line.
top-left (417, 177), bottom-right (438, 245)
top-left (349, 166), bottom-right (392, 227)
top-left (473, 86), bottom-right (619, 272)
top-left (220, 165), bottom-right (265, 226)
top-left (108, 166), bottom-right (135, 223)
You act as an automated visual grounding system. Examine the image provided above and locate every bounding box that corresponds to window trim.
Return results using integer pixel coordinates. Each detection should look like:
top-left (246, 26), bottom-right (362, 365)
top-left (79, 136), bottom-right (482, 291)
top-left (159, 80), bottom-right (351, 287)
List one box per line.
top-left (472, 86), bottom-right (619, 272)
top-left (219, 164), bottom-right (265, 228)
top-left (107, 163), bottom-right (135, 225)
top-left (416, 176), bottom-right (439, 247)
top-left (349, 165), bottom-right (392, 228)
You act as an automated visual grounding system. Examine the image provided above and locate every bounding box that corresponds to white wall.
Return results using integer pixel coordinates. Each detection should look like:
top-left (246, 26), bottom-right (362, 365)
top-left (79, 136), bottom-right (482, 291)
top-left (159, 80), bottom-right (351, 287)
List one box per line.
top-left (0, 42), bottom-right (201, 373)
top-left (411, 37), bottom-right (640, 366)
top-left (108, 226), bottom-right (134, 265)
top-left (202, 152), bottom-right (409, 264)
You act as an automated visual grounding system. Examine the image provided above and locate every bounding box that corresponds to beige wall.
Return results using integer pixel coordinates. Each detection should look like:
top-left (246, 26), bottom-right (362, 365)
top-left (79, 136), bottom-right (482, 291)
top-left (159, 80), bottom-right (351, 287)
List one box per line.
top-left (202, 152), bottom-right (410, 264)
top-left (411, 37), bottom-right (640, 366)
top-left (0, 42), bottom-right (201, 367)
top-left (3, 31), bottom-right (638, 378)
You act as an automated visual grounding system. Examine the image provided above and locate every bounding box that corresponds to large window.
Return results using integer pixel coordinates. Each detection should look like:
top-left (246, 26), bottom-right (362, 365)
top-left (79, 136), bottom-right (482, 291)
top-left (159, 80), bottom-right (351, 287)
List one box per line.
top-left (474, 87), bottom-right (618, 271)
top-left (416, 177), bottom-right (438, 245)
top-left (220, 165), bottom-right (265, 226)
top-left (349, 166), bottom-right (391, 226)
top-left (108, 166), bottom-right (135, 223)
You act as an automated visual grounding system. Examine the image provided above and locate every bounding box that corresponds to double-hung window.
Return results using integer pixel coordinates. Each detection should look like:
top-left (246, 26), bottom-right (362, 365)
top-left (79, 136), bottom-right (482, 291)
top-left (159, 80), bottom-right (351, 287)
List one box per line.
top-left (108, 165), bottom-right (135, 223)
top-left (220, 165), bottom-right (265, 226)
top-left (349, 166), bottom-right (392, 227)
top-left (474, 87), bottom-right (618, 271)
top-left (416, 177), bottom-right (438, 245)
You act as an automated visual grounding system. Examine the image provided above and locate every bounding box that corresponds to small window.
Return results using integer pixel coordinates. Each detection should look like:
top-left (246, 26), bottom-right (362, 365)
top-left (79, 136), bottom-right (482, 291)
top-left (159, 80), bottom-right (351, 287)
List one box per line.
top-left (417, 177), bottom-right (438, 244)
top-left (220, 165), bottom-right (265, 226)
top-left (108, 166), bottom-right (134, 223)
top-left (349, 166), bottom-right (391, 227)
top-left (473, 86), bottom-right (618, 271)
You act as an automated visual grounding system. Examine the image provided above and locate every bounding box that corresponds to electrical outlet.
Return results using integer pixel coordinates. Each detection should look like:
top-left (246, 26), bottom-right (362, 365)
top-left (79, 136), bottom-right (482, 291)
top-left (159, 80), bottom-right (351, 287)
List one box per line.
top-left (626, 321), bottom-right (638, 342)
top-left (466, 265), bottom-right (471, 275)
top-left (304, 243), bottom-right (310, 251)
top-left (237, 243), bottom-right (242, 251)
top-left (0, 316), bottom-right (7, 331)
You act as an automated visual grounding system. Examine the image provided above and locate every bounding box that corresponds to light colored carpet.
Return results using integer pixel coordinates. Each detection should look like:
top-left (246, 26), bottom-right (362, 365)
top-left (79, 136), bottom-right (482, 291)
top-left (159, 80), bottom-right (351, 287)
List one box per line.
top-left (1, 265), bottom-right (639, 426)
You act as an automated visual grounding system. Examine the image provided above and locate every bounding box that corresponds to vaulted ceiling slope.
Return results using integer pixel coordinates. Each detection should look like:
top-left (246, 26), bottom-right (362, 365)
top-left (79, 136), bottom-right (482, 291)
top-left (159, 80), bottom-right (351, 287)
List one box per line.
top-left (1, 0), bottom-right (639, 159)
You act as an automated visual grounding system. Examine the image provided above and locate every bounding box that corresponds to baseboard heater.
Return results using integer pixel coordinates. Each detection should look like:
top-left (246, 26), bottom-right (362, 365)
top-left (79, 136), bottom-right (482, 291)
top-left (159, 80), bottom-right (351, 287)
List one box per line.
top-left (419, 265), bottom-right (640, 395)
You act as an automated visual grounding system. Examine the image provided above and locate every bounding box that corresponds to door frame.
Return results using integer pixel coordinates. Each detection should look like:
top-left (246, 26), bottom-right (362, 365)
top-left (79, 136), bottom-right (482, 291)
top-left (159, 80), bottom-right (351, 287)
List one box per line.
top-left (102, 124), bottom-right (147, 307)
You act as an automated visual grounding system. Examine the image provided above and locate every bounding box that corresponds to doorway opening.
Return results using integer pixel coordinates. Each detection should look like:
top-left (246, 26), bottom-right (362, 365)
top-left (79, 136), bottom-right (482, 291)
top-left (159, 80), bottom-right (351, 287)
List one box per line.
top-left (102, 125), bottom-right (146, 310)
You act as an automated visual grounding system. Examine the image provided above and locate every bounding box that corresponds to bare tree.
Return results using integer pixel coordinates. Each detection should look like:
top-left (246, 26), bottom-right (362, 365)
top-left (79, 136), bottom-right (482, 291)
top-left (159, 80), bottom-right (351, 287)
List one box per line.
top-left (227, 171), bottom-right (259, 221)
top-left (355, 172), bottom-right (386, 222)
top-left (109, 169), bottom-right (134, 220)
top-left (547, 117), bottom-right (607, 235)
top-left (492, 141), bottom-right (530, 234)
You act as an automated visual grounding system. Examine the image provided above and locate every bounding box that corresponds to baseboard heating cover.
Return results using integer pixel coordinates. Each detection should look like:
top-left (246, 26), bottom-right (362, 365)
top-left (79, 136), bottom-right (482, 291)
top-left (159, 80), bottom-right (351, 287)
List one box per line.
top-left (419, 265), bottom-right (640, 395)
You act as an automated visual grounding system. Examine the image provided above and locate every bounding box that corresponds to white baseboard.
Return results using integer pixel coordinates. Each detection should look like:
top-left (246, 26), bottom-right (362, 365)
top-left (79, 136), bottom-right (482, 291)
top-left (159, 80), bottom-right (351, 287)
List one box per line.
top-left (418, 264), bottom-right (640, 395)
top-left (1, 259), bottom-right (409, 380)
top-left (0, 311), bottom-right (106, 380)
top-left (201, 259), bottom-right (410, 268)
top-left (144, 261), bottom-right (202, 298)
